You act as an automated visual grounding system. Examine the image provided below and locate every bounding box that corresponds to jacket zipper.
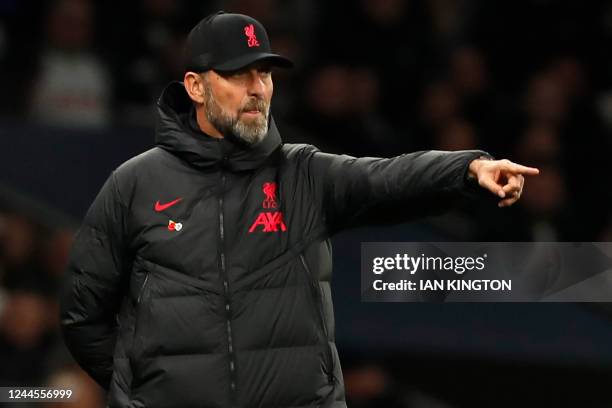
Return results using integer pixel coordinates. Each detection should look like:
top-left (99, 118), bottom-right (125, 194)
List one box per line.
top-left (218, 170), bottom-right (237, 401)
top-left (299, 254), bottom-right (336, 385)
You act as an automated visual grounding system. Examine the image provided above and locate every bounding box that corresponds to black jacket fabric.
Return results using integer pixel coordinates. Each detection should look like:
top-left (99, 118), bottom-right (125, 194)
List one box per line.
top-left (60, 81), bottom-right (489, 408)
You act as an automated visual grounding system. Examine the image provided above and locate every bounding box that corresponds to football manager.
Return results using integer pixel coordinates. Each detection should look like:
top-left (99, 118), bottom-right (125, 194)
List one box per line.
top-left (60, 11), bottom-right (539, 408)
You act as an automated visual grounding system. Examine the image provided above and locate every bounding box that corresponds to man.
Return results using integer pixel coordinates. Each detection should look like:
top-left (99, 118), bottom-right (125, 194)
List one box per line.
top-left (60, 11), bottom-right (539, 408)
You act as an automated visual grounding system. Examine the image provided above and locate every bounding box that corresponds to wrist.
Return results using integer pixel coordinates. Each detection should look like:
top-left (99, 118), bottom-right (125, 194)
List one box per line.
top-left (468, 155), bottom-right (493, 180)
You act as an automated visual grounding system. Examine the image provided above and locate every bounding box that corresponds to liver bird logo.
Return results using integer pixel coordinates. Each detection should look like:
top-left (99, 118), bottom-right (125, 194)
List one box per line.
top-left (244, 24), bottom-right (260, 48)
top-left (262, 182), bottom-right (277, 208)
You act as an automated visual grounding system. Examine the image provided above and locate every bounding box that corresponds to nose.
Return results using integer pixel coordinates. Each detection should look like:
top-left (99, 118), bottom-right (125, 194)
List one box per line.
top-left (246, 69), bottom-right (266, 98)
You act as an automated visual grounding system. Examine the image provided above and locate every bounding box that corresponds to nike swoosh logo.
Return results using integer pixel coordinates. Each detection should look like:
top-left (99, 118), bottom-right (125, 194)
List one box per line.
top-left (155, 198), bottom-right (183, 212)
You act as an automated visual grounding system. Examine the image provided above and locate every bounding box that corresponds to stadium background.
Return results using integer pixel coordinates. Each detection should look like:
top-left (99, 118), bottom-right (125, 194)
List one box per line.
top-left (0, 0), bottom-right (612, 406)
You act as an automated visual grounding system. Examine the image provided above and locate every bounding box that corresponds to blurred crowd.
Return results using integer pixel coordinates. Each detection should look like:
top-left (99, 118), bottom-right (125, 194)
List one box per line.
top-left (1, 0), bottom-right (612, 406)
top-left (0, 210), bottom-right (103, 407)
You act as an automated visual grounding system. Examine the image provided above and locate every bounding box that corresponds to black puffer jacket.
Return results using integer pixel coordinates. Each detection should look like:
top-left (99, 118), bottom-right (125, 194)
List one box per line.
top-left (60, 81), bottom-right (489, 408)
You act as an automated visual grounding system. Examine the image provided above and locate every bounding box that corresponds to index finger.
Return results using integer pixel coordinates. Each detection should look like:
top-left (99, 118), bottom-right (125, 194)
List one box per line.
top-left (502, 161), bottom-right (540, 176)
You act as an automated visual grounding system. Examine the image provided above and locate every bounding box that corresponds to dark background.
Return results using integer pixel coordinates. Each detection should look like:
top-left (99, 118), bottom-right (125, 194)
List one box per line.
top-left (0, 0), bottom-right (611, 407)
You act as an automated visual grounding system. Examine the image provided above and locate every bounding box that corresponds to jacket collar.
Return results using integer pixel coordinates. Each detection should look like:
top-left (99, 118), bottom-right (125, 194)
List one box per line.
top-left (154, 81), bottom-right (281, 171)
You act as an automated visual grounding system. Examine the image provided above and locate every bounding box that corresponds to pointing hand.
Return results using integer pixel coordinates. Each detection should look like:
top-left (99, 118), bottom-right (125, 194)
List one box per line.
top-left (468, 158), bottom-right (540, 207)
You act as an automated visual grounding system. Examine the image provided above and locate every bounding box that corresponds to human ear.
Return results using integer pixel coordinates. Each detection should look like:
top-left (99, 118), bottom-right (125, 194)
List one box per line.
top-left (183, 72), bottom-right (206, 104)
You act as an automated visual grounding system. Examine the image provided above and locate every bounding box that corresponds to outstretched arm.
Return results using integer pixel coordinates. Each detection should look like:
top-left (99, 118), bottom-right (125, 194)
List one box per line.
top-left (305, 147), bottom-right (539, 233)
top-left (306, 148), bottom-right (492, 232)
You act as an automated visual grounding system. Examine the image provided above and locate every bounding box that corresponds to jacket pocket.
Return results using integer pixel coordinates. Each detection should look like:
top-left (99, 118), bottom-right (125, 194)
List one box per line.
top-left (298, 254), bottom-right (336, 385)
top-left (130, 270), bottom-right (152, 380)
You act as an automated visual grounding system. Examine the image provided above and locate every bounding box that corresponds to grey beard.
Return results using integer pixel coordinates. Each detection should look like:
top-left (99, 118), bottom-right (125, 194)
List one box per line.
top-left (204, 83), bottom-right (269, 145)
top-left (233, 115), bottom-right (268, 145)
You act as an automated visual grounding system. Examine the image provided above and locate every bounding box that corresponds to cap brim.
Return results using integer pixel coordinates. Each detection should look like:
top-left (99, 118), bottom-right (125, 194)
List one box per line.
top-left (213, 53), bottom-right (294, 71)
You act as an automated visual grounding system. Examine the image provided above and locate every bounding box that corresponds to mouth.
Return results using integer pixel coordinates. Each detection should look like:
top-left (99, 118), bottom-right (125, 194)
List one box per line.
top-left (241, 110), bottom-right (262, 117)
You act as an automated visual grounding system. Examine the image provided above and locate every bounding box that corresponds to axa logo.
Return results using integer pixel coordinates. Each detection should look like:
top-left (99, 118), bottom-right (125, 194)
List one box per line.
top-left (244, 24), bottom-right (260, 48)
top-left (249, 182), bottom-right (287, 233)
top-left (249, 212), bottom-right (286, 232)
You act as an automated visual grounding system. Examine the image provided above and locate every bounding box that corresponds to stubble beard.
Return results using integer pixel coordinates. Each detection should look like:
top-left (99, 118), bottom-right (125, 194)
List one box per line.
top-left (204, 81), bottom-right (270, 145)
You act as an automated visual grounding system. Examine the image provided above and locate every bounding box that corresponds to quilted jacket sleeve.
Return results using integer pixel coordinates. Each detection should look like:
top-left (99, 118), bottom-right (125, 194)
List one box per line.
top-left (306, 148), bottom-right (493, 232)
top-left (59, 171), bottom-right (130, 391)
